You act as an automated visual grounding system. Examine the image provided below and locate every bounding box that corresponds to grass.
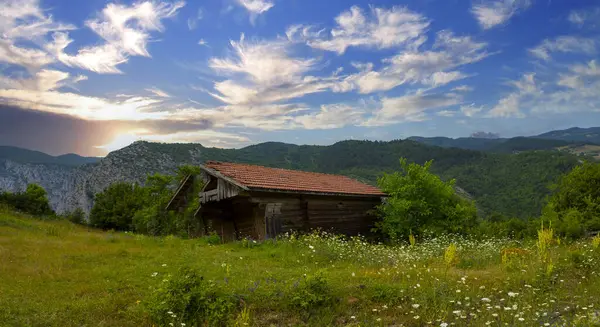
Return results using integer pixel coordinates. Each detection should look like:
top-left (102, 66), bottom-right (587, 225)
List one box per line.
top-left (1, 210), bottom-right (600, 326)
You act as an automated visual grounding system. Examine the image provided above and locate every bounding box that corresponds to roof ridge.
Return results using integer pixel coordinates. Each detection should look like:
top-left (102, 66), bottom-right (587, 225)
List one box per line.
top-left (204, 160), bottom-right (363, 181)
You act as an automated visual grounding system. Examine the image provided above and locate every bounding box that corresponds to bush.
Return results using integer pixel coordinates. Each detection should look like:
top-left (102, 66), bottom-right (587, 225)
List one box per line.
top-left (0, 184), bottom-right (54, 217)
top-left (89, 183), bottom-right (144, 230)
top-left (543, 161), bottom-right (600, 238)
top-left (146, 267), bottom-right (236, 327)
top-left (63, 208), bottom-right (86, 225)
top-left (375, 158), bottom-right (478, 241)
top-left (288, 271), bottom-right (335, 313)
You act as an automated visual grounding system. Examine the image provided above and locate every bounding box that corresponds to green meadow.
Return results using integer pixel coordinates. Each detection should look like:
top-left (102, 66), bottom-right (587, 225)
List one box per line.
top-left (1, 209), bottom-right (599, 326)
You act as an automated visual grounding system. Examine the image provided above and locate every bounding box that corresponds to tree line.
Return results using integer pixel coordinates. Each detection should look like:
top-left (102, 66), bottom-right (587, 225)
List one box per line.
top-left (2, 159), bottom-right (599, 242)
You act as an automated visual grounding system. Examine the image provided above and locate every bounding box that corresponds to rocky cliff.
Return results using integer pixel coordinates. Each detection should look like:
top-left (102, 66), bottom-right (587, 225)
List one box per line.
top-left (0, 141), bottom-right (205, 214)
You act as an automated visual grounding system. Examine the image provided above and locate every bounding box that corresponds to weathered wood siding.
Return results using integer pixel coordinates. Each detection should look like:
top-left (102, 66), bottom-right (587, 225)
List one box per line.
top-left (249, 193), bottom-right (381, 239)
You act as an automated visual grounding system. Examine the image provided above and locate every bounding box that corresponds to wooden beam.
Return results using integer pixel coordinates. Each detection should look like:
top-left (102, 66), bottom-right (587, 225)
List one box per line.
top-left (198, 164), bottom-right (250, 191)
top-left (165, 174), bottom-right (192, 211)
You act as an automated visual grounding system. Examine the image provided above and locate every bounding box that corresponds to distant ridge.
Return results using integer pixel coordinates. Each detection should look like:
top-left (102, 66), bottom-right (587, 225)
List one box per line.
top-left (0, 146), bottom-right (101, 166)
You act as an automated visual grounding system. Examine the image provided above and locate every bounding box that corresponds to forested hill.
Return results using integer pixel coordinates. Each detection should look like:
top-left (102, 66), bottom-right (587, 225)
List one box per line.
top-left (136, 140), bottom-right (579, 218)
top-left (0, 139), bottom-right (583, 219)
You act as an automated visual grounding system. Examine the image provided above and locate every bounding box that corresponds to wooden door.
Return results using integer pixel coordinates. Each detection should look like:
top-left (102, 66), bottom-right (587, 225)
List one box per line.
top-left (264, 203), bottom-right (282, 239)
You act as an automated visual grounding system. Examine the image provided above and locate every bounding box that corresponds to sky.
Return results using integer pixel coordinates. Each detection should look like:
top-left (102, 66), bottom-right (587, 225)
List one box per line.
top-left (1, 0), bottom-right (600, 156)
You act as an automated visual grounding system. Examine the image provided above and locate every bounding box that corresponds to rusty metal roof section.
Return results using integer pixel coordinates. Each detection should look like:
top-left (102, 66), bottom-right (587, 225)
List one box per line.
top-left (202, 161), bottom-right (385, 197)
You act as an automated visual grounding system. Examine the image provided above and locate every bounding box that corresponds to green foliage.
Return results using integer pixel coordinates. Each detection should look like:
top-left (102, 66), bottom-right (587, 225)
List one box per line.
top-left (63, 207), bottom-right (86, 225)
top-left (0, 183), bottom-right (54, 216)
top-left (375, 158), bottom-right (478, 241)
top-left (543, 161), bottom-right (600, 237)
top-left (90, 165), bottom-right (204, 237)
top-left (288, 271), bottom-right (335, 313)
top-left (89, 182), bottom-right (144, 230)
top-left (147, 267), bottom-right (236, 327)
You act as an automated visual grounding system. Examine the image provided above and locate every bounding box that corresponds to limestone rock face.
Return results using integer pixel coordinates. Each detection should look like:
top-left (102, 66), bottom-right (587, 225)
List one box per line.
top-left (0, 141), bottom-right (205, 214)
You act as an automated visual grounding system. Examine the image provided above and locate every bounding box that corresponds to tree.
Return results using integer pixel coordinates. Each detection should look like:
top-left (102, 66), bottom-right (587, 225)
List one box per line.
top-left (0, 184), bottom-right (54, 216)
top-left (24, 184), bottom-right (54, 215)
top-left (375, 158), bottom-right (478, 241)
top-left (89, 182), bottom-right (144, 230)
top-left (543, 161), bottom-right (600, 237)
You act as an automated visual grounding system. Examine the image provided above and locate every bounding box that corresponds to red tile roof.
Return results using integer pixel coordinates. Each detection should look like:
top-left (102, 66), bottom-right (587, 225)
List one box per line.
top-left (203, 161), bottom-right (385, 197)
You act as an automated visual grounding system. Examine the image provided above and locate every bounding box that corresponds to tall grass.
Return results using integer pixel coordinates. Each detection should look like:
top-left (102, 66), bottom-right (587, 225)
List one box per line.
top-left (1, 211), bottom-right (600, 326)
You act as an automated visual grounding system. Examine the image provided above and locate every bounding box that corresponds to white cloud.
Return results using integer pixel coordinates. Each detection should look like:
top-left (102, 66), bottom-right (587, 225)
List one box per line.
top-left (48, 1), bottom-right (185, 74)
top-left (294, 104), bottom-right (365, 129)
top-left (198, 39), bottom-right (209, 47)
top-left (487, 73), bottom-right (539, 118)
top-left (236, 0), bottom-right (274, 24)
top-left (460, 104), bottom-right (483, 117)
top-left (568, 7), bottom-right (600, 28)
top-left (487, 61), bottom-right (600, 118)
top-left (290, 5), bottom-right (429, 54)
top-left (362, 93), bottom-right (462, 126)
top-left (146, 87), bottom-right (170, 98)
top-left (436, 110), bottom-right (456, 117)
top-left (335, 30), bottom-right (489, 94)
top-left (187, 8), bottom-right (204, 30)
top-left (208, 34), bottom-right (333, 105)
top-left (0, 69), bottom-right (87, 92)
top-left (452, 85), bottom-right (474, 92)
top-left (0, 88), bottom-right (167, 121)
top-left (488, 93), bottom-right (523, 118)
top-left (0, 0), bottom-right (74, 71)
top-left (528, 36), bottom-right (596, 61)
top-left (471, 0), bottom-right (531, 30)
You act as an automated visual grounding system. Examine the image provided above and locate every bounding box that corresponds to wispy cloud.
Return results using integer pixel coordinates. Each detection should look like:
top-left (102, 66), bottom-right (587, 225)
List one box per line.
top-left (48, 1), bottom-right (185, 74)
top-left (362, 93), bottom-right (462, 126)
top-left (471, 0), bottom-right (531, 30)
top-left (288, 6), bottom-right (429, 54)
top-left (207, 34), bottom-right (333, 105)
top-left (334, 30), bottom-right (490, 94)
top-left (528, 36), bottom-right (596, 61)
top-left (146, 87), bottom-right (170, 98)
top-left (568, 7), bottom-right (600, 28)
top-left (236, 0), bottom-right (274, 24)
top-left (187, 8), bottom-right (204, 30)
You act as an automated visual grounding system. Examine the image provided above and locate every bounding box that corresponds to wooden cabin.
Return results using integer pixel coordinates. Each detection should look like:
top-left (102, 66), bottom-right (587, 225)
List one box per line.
top-left (166, 161), bottom-right (386, 242)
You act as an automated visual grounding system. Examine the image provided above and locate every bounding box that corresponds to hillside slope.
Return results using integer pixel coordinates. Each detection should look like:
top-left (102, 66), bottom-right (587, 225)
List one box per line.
top-left (0, 140), bottom-right (581, 218)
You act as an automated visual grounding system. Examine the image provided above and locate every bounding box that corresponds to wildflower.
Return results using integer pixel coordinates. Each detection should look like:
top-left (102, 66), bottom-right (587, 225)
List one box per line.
top-left (162, 264), bottom-right (167, 267)
top-left (508, 292), bottom-right (518, 297)
top-left (518, 318), bottom-right (524, 321)
top-left (151, 272), bottom-right (158, 277)
top-left (352, 272), bottom-right (355, 277)
top-left (376, 318), bottom-right (382, 322)
top-left (181, 324), bottom-right (186, 326)
top-left (481, 298), bottom-right (491, 302)
top-left (492, 313), bottom-right (498, 317)
top-left (412, 304), bottom-right (420, 309)
top-left (440, 323), bottom-right (448, 327)
top-left (350, 316), bottom-right (356, 319)
top-left (414, 315), bottom-right (420, 319)
top-left (309, 245), bottom-right (314, 249)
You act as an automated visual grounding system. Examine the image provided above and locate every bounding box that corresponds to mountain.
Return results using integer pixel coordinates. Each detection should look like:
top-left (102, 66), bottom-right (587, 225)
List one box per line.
top-left (536, 127), bottom-right (600, 143)
top-left (408, 127), bottom-right (600, 157)
top-left (0, 140), bottom-right (581, 219)
top-left (0, 146), bottom-right (100, 166)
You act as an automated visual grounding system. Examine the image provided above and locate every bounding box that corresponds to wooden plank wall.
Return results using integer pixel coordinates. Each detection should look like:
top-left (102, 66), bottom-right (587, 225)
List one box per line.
top-left (250, 194), bottom-right (381, 238)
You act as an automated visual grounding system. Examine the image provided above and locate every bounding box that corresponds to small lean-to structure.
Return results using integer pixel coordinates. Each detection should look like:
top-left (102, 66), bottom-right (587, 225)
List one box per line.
top-left (166, 161), bottom-right (385, 242)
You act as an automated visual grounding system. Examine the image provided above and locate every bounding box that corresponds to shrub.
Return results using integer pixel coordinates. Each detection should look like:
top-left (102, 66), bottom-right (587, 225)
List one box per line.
top-left (543, 161), bottom-right (600, 238)
top-left (89, 182), bottom-right (144, 230)
top-left (288, 271), bottom-right (335, 313)
top-left (147, 267), bottom-right (236, 327)
top-left (0, 184), bottom-right (54, 216)
top-left (64, 208), bottom-right (86, 225)
top-left (376, 158), bottom-right (478, 241)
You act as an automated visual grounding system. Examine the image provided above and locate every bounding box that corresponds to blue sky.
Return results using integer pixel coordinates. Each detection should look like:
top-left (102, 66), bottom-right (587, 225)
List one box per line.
top-left (1, 0), bottom-right (600, 156)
